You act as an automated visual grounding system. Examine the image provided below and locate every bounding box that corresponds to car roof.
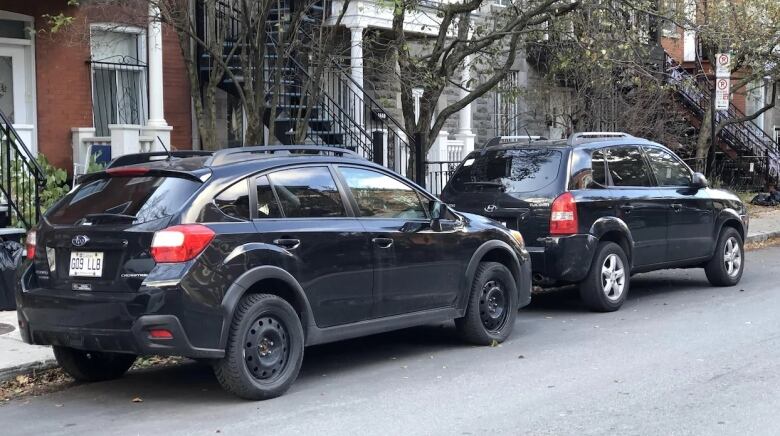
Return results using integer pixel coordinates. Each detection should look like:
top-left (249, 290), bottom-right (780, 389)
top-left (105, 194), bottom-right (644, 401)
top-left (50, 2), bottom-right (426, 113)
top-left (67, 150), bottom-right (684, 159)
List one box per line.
top-left (474, 136), bottom-right (663, 154)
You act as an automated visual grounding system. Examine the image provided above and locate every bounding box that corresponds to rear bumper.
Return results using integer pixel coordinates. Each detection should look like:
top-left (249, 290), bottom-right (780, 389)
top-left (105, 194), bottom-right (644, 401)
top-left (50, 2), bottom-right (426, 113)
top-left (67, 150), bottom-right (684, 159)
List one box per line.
top-left (15, 265), bottom-right (224, 359)
top-left (527, 234), bottom-right (598, 284)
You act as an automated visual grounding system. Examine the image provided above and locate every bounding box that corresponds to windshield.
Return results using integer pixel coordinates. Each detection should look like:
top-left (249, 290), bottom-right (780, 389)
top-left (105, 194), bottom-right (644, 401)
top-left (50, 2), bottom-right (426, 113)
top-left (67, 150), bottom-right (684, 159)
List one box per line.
top-left (46, 175), bottom-right (201, 225)
top-left (449, 148), bottom-right (564, 193)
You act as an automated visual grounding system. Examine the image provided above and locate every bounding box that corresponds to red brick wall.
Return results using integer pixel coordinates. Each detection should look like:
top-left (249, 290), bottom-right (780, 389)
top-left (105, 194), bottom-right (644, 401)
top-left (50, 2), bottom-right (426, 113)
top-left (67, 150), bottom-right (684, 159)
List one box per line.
top-left (0, 1), bottom-right (193, 172)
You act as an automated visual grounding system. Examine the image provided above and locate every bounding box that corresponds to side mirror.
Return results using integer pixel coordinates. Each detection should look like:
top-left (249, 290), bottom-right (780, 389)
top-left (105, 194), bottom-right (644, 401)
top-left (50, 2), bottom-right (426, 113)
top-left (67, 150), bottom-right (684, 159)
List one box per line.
top-left (430, 200), bottom-right (446, 232)
top-left (690, 172), bottom-right (708, 189)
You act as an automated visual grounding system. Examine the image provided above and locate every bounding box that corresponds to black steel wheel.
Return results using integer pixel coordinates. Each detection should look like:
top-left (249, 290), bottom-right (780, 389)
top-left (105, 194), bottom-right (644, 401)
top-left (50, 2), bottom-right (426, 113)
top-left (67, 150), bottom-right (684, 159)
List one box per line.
top-left (456, 262), bottom-right (518, 345)
top-left (214, 293), bottom-right (304, 400)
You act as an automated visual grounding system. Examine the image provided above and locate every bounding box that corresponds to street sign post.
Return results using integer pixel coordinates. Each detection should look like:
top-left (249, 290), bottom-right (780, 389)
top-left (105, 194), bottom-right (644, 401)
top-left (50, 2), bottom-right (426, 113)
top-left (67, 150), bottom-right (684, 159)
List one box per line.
top-left (715, 78), bottom-right (730, 110)
top-left (715, 53), bottom-right (731, 78)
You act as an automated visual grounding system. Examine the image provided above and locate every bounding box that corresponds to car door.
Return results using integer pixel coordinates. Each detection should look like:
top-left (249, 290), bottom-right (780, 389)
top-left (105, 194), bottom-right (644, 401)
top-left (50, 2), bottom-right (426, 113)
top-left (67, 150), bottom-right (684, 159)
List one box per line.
top-left (252, 165), bottom-right (374, 328)
top-left (642, 146), bottom-right (715, 261)
top-left (334, 165), bottom-right (464, 317)
top-left (604, 145), bottom-right (667, 268)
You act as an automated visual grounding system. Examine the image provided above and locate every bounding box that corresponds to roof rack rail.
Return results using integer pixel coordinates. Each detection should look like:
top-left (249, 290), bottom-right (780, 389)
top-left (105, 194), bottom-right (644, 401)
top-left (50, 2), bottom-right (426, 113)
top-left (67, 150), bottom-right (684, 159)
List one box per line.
top-left (568, 132), bottom-right (633, 145)
top-left (483, 135), bottom-right (548, 148)
top-left (208, 145), bottom-right (362, 166)
top-left (107, 151), bottom-right (214, 168)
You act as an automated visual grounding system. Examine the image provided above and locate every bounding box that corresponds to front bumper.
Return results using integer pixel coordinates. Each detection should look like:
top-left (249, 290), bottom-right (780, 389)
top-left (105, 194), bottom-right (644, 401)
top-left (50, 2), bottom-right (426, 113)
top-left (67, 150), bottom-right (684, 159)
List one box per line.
top-left (15, 265), bottom-right (224, 359)
top-left (527, 234), bottom-right (598, 285)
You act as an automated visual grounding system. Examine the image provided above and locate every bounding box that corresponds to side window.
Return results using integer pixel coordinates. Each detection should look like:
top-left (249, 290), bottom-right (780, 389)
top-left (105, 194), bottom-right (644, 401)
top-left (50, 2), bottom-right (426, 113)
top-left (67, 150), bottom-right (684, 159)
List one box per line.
top-left (643, 147), bottom-right (692, 186)
top-left (214, 179), bottom-right (251, 220)
top-left (267, 167), bottom-right (346, 218)
top-left (339, 167), bottom-right (427, 219)
top-left (605, 146), bottom-right (653, 187)
top-left (255, 175), bottom-right (282, 218)
top-left (590, 150), bottom-right (608, 188)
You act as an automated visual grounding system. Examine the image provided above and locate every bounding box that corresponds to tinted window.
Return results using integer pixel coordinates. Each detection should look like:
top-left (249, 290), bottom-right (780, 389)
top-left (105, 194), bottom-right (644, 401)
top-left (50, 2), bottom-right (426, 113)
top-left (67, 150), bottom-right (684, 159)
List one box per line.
top-left (215, 180), bottom-right (250, 220)
top-left (268, 167), bottom-right (345, 218)
top-left (605, 146), bottom-right (653, 187)
top-left (47, 176), bottom-right (201, 225)
top-left (643, 146), bottom-right (692, 186)
top-left (339, 167), bottom-right (427, 219)
top-left (449, 148), bottom-right (563, 193)
top-left (255, 175), bottom-right (282, 218)
top-left (590, 150), bottom-right (608, 188)
top-left (569, 149), bottom-right (607, 190)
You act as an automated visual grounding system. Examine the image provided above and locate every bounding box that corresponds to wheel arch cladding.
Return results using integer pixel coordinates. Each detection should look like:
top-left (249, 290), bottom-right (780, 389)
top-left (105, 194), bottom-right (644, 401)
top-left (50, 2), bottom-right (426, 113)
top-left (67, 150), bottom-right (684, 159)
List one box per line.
top-left (590, 217), bottom-right (634, 263)
top-left (465, 240), bottom-right (525, 309)
top-left (717, 210), bottom-right (745, 241)
top-left (219, 266), bottom-right (314, 349)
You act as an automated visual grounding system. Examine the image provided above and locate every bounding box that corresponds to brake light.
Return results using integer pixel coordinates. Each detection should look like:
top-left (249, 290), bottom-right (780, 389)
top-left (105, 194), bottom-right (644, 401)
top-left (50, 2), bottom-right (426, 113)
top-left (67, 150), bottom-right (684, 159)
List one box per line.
top-left (106, 167), bottom-right (150, 176)
top-left (550, 192), bottom-right (578, 235)
top-left (148, 329), bottom-right (173, 340)
top-left (25, 229), bottom-right (36, 260)
top-left (151, 224), bottom-right (215, 263)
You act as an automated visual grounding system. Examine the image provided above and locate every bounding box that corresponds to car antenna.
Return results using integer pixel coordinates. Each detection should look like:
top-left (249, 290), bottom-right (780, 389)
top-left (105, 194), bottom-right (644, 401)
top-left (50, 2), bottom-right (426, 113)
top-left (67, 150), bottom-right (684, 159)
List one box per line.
top-left (157, 135), bottom-right (174, 161)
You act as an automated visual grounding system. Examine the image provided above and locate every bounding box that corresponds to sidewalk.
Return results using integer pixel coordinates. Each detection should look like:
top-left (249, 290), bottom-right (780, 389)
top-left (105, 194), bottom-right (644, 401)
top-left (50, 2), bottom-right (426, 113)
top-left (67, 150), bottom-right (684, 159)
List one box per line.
top-left (0, 310), bottom-right (54, 381)
top-left (1, 209), bottom-right (779, 382)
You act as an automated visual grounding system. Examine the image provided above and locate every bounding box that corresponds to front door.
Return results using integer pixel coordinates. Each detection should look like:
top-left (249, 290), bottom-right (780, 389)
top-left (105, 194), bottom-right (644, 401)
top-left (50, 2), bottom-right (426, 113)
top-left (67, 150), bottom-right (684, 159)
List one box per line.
top-left (0, 13), bottom-right (36, 151)
top-left (643, 146), bottom-right (715, 261)
top-left (335, 166), bottom-right (462, 317)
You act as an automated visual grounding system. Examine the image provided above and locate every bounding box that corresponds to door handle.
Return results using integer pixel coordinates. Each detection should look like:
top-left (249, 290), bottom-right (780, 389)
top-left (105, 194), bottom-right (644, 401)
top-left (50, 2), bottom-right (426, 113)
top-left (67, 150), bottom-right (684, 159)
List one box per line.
top-left (273, 238), bottom-right (301, 249)
top-left (620, 205), bottom-right (634, 213)
top-left (671, 203), bottom-right (683, 212)
top-left (372, 237), bottom-right (394, 248)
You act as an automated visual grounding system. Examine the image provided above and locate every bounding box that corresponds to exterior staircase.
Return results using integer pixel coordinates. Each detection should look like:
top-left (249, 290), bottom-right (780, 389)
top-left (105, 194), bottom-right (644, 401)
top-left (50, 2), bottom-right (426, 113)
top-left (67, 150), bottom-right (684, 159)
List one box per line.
top-left (196, 0), bottom-right (412, 175)
top-left (0, 109), bottom-right (44, 232)
top-left (665, 53), bottom-right (780, 189)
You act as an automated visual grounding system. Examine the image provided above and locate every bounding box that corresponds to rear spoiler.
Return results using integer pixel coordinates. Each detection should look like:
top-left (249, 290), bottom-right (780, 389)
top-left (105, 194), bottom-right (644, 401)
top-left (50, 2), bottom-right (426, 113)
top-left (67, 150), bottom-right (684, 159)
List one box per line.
top-left (107, 151), bottom-right (213, 169)
top-left (77, 166), bottom-right (206, 185)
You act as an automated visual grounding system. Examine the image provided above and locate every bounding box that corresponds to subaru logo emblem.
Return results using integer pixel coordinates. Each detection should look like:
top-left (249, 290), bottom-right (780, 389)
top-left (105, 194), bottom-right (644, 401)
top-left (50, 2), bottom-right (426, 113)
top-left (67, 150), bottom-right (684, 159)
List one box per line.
top-left (72, 235), bottom-right (90, 247)
top-left (484, 205), bottom-right (498, 213)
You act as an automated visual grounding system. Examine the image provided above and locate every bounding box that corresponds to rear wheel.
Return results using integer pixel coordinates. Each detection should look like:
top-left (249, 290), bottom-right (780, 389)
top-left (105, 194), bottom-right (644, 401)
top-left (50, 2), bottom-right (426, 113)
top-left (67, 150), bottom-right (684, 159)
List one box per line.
top-left (53, 346), bottom-right (136, 382)
top-left (705, 227), bottom-right (744, 286)
top-left (579, 242), bottom-right (629, 312)
top-left (214, 294), bottom-right (304, 400)
top-left (456, 262), bottom-right (518, 345)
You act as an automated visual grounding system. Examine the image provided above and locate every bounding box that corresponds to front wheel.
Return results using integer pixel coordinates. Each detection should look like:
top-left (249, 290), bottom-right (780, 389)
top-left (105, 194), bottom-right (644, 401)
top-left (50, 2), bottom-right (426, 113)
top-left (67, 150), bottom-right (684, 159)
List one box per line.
top-left (705, 227), bottom-right (744, 286)
top-left (53, 346), bottom-right (136, 382)
top-left (579, 242), bottom-right (629, 312)
top-left (456, 262), bottom-right (518, 345)
top-left (214, 293), bottom-right (304, 400)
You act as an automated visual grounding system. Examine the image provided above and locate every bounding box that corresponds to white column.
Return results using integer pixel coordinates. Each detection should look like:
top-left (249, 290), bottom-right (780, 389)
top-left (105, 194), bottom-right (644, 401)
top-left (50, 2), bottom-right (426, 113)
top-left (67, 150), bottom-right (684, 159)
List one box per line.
top-left (147, 3), bottom-right (167, 128)
top-left (349, 26), bottom-right (365, 130)
top-left (455, 54), bottom-right (476, 157)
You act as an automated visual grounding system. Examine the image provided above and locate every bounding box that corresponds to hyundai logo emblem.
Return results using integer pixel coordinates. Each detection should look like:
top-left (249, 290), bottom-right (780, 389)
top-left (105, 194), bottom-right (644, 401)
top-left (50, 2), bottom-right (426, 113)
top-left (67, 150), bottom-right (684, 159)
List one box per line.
top-left (484, 204), bottom-right (498, 213)
top-left (72, 235), bottom-right (90, 247)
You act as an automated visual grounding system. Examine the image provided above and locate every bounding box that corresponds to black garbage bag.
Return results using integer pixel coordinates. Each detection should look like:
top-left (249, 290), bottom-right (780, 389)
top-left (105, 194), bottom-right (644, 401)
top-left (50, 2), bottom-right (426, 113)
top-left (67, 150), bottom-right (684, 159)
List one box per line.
top-left (751, 193), bottom-right (779, 207)
top-left (0, 240), bottom-right (23, 310)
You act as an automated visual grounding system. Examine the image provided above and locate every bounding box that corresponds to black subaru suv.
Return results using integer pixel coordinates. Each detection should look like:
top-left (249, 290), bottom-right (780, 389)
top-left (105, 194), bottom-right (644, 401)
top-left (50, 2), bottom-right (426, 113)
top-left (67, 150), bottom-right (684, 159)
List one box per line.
top-left (441, 133), bottom-right (748, 312)
top-left (16, 146), bottom-right (531, 400)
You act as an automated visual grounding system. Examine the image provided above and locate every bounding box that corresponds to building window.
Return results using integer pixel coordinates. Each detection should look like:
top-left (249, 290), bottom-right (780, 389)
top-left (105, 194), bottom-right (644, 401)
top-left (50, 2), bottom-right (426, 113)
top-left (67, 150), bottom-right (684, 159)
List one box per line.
top-left (493, 71), bottom-right (522, 136)
top-left (90, 27), bottom-right (148, 136)
top-left (660, 0), bottom-right (680, 37)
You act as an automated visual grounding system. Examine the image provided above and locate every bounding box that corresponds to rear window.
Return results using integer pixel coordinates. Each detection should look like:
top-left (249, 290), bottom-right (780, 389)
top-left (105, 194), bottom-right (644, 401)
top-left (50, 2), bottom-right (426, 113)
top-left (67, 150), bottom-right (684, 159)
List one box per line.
top-left (449, 148), bottom-right (563, 193)
top-left (46, 175), bottom-right (201, 225)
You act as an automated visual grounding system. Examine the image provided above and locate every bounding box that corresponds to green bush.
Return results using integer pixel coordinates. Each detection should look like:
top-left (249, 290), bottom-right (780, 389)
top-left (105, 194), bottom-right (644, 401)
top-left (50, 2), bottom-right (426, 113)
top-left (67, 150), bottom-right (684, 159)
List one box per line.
top-left (9, 154), bottom-right (69, 228)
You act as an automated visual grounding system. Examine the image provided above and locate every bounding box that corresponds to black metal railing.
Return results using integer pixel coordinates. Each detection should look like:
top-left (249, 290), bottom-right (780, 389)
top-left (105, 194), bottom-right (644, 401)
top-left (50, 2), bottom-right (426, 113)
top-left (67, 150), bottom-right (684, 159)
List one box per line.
top-left (665, 53), bottom-right (780, 184)
top-left (425, 160), bottom-right (461, 195)
top-left (0, 110), bottom-right (44, 229)
top-left (89, 57), bottom-right (149, 136)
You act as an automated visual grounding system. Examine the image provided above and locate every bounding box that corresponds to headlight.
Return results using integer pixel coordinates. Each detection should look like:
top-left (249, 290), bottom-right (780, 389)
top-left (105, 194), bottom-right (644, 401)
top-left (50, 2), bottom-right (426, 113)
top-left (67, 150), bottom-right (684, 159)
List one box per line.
top-left (510, 230), bottom-right (525, 247)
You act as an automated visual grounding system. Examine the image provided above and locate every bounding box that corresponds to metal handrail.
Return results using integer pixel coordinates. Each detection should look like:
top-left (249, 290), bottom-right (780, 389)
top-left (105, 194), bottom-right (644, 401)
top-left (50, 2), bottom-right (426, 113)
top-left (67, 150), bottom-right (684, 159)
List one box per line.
top-left (0, 109), bottom-right (44, 229)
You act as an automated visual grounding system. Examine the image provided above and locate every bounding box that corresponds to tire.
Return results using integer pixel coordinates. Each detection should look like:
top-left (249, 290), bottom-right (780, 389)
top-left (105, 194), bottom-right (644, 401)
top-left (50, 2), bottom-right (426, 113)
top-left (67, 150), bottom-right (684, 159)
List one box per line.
top-left (579, 242), bottom-right (629, 312)
top-left (705, 227), bottom-right (744, 286)
top-left (52, 346), bottom-right (136, 382)
top-left (214, 294), bottom-right (304, 400)
top-left (456, 262), bottom-right (518, 345)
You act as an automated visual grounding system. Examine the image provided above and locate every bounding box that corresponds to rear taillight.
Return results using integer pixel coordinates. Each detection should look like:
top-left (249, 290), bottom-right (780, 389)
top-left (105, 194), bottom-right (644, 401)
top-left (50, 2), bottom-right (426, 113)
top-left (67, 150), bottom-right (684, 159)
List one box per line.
top-left (151, 224), bottom-right (215, 263)
top-left (26, 229), bottom-right (36, 260)
top-left (550, 192), bottom-right (578, 235)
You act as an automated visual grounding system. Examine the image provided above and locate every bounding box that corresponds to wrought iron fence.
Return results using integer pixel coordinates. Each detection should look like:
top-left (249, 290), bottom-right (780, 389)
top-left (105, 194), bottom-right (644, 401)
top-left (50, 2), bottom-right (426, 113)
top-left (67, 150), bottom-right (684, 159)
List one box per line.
top-left (425, 160), bottom-right (461, 196)
top-left (89, 57), bottom-right (149, 136)
top-left (0, 109), bottom-right (44, 229)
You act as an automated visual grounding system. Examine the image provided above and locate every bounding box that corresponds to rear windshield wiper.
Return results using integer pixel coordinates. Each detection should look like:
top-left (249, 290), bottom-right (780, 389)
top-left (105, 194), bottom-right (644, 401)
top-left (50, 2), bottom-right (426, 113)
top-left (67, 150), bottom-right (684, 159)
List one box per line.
top-left (463, 181), bottom-right (504, 189)
top-left (82, 213), bottom-right (137, 224)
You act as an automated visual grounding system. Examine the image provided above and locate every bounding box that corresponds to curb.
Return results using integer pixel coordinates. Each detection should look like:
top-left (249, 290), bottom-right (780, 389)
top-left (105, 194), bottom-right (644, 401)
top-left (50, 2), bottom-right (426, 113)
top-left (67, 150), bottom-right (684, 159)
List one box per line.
top-left (0, 359), bottom-right (57, 383)
top-left (746, 231), bottom-right (780, 244)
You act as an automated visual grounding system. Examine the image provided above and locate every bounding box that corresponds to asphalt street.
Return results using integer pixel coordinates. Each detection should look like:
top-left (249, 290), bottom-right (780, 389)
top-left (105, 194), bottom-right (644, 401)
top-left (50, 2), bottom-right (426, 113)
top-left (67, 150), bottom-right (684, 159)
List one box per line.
top-left (2, 245), bottom-right (780, 436)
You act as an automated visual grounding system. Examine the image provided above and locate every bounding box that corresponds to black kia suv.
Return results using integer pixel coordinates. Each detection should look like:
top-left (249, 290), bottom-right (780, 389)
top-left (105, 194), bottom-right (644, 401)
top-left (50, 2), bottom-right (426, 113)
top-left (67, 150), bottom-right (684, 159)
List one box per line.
top-left (16, 146), bottom-right (531, 400)
top-left (441, 133), bottom-right (748, 312)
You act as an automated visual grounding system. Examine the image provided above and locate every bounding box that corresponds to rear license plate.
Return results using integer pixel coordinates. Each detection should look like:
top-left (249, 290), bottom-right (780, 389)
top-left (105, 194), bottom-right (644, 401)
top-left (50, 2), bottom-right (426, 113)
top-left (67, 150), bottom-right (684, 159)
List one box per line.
top-left (69, 251), bottom-right (104, 277)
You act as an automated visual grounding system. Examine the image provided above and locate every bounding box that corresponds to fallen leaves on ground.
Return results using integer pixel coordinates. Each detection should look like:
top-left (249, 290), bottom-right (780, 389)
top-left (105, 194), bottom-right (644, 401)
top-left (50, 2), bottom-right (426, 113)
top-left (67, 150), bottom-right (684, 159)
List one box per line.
top-left (745, 236), bottom-right (780, 251)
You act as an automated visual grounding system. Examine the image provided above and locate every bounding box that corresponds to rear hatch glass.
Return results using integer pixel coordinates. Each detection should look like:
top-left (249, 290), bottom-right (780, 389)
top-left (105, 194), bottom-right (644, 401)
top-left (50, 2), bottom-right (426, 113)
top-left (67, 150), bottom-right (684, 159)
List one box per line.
top-left (443, 147), bottom-right (566, 245)
top-left (36, 175), bottom-right (202, 292)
